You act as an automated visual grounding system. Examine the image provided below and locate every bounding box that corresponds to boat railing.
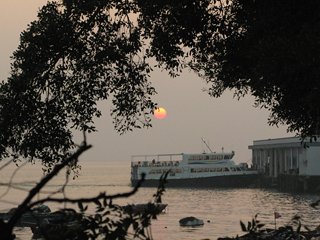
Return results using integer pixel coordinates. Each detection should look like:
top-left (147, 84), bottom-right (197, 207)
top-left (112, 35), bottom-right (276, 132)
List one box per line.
top-left (131, 160), bottom-right (181, 167)
top-left (131, 153), bottom-right (183, 167)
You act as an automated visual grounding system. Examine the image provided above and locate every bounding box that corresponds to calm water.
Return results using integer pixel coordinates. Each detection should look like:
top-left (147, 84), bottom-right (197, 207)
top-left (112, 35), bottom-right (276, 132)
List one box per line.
top-left (0, 161), bottom-right (320, 240)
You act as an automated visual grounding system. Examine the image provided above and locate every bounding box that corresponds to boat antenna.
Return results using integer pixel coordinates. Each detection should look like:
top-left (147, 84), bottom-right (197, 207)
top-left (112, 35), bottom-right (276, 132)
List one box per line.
top-left (201, 138), bottom-right (213, 153)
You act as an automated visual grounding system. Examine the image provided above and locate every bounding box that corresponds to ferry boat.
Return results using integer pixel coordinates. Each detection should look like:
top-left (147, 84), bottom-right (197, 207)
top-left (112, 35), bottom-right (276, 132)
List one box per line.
top-left (131, 151), bottom-right (259, 188)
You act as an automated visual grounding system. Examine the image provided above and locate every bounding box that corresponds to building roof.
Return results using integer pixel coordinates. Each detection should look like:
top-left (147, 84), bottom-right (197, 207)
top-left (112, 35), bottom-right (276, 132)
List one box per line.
top-left (248, 136), bottom-right (320, 149)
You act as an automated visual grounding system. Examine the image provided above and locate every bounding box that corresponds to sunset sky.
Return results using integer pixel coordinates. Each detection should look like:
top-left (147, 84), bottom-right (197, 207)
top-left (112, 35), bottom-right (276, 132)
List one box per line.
top-left (0, 0), bottom-right (291, 164)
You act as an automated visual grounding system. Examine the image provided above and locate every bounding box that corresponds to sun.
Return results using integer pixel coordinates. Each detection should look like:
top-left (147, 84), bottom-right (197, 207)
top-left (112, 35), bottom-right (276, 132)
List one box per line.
top-left (154, 107), bottom-right (167, 119)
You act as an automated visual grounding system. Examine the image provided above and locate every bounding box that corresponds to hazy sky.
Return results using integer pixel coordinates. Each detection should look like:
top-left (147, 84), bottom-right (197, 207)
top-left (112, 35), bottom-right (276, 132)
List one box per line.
top-left (0, 1), bottom-right (291, 164)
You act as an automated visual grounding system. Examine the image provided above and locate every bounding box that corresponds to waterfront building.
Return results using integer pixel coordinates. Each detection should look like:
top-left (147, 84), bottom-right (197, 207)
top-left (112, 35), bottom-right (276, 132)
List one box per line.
top-left (249, 136), bottom-right (320, 192)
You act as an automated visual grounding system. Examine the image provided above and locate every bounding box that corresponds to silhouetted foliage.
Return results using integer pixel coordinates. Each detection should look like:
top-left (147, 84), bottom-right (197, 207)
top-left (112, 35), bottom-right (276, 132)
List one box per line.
top-left (2, 0), bottom-right (320, 167)
top-left (240, 214), bottom-right (265, 234)
top-left (0, 0), bottom-right (159, 168)
top-left (1, 0), bottom-right (320, 239)
top-left (221, 209), bottom-right (320, 240)
top-left (2, 1), bottom-right (319, 170)
top-left (190, 0), bottom-right (320, 138)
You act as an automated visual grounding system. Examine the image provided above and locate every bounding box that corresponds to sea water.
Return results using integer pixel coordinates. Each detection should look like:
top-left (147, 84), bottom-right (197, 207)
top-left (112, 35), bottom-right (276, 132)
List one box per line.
top-left (0, 161), bottom-right (320, 240)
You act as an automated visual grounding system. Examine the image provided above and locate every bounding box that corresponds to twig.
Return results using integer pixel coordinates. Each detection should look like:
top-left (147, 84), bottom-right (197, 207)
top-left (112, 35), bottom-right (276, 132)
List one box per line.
top-left (6, 143), bottom-right (92, 232)
top-left (0, 161), bottom-right (29, 200)
top-left (29, 173), bottom-right (145, 208)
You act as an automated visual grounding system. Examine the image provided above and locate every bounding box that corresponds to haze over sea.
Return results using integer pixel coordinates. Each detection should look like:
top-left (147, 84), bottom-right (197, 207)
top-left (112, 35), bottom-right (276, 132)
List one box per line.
top-left (1, 161), bottom-right (320, 240)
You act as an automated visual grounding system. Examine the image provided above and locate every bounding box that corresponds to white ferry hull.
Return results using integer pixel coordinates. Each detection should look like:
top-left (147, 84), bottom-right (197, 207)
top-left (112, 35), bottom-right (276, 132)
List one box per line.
top-left (131, 173), bottom-right (259, 188)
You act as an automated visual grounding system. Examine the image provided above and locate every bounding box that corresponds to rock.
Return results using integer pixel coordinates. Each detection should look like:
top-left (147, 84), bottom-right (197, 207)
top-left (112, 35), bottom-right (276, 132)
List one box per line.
top-left (179, 216), bottom-right (204, 227)
top-left (123, 203), bottom-right (167, 215)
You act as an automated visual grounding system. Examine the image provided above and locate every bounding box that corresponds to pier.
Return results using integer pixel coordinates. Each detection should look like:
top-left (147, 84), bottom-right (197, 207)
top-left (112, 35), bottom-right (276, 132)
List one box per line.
top-left (249, 137), bottom-right (320, 192)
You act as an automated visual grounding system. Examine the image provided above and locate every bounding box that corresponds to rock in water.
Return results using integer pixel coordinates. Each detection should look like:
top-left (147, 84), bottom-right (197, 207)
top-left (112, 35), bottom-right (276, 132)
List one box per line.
top-left (179, 216), bottom-right (204, 227)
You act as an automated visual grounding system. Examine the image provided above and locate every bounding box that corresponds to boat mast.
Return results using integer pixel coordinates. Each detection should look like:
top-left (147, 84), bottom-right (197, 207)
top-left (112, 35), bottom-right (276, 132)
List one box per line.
top-left (201, 138), bottom-right (213, 153)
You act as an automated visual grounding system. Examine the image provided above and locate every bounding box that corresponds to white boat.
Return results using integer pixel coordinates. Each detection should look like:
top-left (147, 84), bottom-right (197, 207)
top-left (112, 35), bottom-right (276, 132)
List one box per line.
top-left (131, 151), bottom-right (259, 188)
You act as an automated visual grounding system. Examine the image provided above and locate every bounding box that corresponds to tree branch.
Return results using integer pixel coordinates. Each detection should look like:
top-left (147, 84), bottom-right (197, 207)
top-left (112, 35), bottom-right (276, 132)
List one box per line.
top-left (6, 143), bottom-right (92, 231)
top-left (29, 173), bottom-right (145, 208)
